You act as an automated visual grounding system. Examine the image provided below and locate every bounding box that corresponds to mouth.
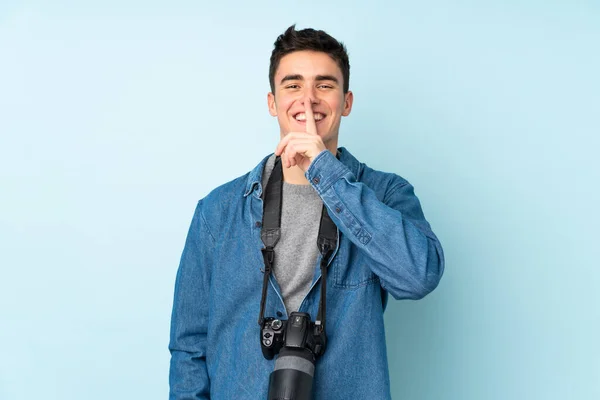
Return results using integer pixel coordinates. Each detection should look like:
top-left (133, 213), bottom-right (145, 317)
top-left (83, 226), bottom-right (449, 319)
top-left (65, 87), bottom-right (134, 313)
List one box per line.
top-left (293, 112), bottom-right (326, 123)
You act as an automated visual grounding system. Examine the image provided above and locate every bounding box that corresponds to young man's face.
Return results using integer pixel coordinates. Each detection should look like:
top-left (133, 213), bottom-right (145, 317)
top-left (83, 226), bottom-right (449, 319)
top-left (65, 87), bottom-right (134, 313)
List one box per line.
top-left (268, 50), bottom-right (353, 149)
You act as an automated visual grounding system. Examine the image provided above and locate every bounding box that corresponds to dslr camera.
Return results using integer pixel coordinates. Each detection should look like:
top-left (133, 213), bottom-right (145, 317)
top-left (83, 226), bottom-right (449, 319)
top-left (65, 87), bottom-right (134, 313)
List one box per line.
top-left (260, 312), bottom-right (327, 400)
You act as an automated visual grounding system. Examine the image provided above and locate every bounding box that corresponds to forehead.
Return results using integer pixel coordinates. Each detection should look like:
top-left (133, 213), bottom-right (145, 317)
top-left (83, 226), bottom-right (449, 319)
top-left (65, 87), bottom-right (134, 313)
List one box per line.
top-left (275, 50), bottom-right (342, 82)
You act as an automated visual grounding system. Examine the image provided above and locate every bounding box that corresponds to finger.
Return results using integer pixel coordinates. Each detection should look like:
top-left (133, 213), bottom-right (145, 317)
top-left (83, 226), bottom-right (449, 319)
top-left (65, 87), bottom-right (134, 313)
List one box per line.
top-left (275, 132), bottom-right (297, 156)
top-left (281, 141), bottom-right (300, 168)
top-left (304, 100), bottom-right (317, 135)
top-left (284, 143), bottom-right (297, 167)
top-left (282, 139), bottom-right (313, 166)
top-left (275, 136), bottom-right (288, 156)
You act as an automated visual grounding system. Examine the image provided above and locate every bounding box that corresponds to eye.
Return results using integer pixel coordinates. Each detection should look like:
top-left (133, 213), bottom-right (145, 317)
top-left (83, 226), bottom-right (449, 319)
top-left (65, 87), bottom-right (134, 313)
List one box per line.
top-left (318, 84), bottom-right (334, 89)
top-left (285, 84), bottom-right (300, 89)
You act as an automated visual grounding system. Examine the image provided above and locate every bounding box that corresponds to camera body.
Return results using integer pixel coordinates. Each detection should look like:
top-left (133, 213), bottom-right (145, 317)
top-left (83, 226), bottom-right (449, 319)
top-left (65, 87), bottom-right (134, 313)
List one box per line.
top-left (261, 312), bottom-right (327, 400)
top-left (260, 312), bottom-right (327, 360)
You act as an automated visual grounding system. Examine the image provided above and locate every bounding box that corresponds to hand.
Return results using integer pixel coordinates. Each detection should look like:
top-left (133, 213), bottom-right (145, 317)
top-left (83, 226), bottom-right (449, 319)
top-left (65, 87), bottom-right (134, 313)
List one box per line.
top-left (274, 100), bottom-right (326, 172)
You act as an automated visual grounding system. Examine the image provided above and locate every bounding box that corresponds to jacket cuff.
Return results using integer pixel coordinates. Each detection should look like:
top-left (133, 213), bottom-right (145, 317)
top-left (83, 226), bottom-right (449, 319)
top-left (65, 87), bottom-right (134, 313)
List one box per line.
top-left (305, 149), bottom-right (352, 195)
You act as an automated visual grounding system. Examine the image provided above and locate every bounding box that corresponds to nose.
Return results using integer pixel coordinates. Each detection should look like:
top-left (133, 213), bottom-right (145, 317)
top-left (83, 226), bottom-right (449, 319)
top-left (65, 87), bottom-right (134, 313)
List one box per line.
top-left (301, 87), bottom-right (320, 106)
top-left (301, 95), bottom-right (319, 107)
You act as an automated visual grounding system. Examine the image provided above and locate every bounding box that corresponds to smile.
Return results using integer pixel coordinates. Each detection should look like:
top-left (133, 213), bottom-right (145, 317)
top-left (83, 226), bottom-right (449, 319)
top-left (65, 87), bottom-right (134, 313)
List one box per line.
top-left (294, 112), bottom-right (325, 122)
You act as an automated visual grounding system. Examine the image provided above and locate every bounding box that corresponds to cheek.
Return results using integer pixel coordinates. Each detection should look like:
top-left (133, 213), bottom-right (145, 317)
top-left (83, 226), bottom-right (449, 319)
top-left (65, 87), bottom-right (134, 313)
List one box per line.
top-left (275, 101), bottom-right (295, 126)
top-left (326, 96), bottom-right (343, 113)
top-left (276, 97), bottom-right (295, 113)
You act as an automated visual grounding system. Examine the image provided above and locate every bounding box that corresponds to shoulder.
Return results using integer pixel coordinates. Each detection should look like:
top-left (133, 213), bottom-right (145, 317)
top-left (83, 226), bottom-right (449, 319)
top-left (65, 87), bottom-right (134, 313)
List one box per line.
top-left (358, 161), bottom-right (409, 189)
top-left (196, 153), bottom-right (270, 226)
top-left (197, 173), bottom-right (248, 222)
top-left (340, 147), bottom-right (410, 200)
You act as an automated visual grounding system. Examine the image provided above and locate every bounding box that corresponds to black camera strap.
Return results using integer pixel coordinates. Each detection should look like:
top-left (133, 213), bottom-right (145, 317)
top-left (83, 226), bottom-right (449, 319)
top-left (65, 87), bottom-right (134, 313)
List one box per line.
top-left (258, 156), bottom-right (338, 336)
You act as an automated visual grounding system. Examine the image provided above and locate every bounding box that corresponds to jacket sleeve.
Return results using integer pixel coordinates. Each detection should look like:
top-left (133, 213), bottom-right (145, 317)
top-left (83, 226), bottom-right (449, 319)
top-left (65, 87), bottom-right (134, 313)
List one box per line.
top-left (169, 201), bottom-right (213, 399)
top-left (305, 150), bottom-right (445, 300)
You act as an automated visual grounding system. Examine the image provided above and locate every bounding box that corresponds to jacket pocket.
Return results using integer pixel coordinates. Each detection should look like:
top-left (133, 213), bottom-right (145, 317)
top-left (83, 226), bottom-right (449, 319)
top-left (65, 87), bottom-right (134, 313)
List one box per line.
top-left (332, 246), bottom-right (379, 289)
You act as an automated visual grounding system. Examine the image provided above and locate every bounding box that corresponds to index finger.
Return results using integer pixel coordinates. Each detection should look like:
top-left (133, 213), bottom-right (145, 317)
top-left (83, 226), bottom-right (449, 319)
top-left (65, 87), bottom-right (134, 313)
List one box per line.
top-left (304, 100), bottom-right (318, 135)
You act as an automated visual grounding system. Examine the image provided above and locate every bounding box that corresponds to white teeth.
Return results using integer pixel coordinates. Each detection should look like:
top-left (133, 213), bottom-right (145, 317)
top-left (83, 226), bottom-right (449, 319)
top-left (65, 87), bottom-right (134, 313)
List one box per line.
top-left (294, 113), bottom-right (325, 121)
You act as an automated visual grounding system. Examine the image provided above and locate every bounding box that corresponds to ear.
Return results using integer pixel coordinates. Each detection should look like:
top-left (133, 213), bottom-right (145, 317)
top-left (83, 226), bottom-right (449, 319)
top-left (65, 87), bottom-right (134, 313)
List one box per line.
top-left (342, 91), bottom-right (354, 116)
top-left (267, 92), bottom-right (277, 116)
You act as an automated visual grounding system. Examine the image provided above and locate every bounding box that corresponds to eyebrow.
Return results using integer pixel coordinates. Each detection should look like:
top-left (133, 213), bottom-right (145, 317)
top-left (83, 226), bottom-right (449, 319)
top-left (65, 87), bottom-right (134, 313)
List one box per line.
top-left (280, 74), bottom-right (339, 85)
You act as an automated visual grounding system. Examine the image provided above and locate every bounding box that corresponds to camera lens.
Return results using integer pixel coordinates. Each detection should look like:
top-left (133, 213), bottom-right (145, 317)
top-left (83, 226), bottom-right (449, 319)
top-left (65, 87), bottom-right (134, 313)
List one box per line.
top-left (267, 347), bottom-right (315, 400)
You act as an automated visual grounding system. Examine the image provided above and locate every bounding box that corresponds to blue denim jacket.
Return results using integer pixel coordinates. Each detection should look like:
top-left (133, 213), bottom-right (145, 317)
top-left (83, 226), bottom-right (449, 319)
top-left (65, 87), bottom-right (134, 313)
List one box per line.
top-left (169, 147), bottom-right (444, 400)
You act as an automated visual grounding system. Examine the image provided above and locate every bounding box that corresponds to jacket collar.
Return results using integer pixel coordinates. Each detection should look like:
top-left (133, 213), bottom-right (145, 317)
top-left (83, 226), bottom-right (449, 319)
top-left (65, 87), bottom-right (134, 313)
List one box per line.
top-left (243, 147), bottom-right (360, 198)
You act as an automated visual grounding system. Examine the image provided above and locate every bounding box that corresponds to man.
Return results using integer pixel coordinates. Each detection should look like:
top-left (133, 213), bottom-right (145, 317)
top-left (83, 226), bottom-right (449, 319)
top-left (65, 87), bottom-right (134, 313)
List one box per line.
top-left (169, 25), bottom-right (444, 399)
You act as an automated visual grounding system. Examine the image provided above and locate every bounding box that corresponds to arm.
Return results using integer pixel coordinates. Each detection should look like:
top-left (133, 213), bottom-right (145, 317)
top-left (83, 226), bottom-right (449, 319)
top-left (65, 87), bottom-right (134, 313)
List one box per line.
top-left (274, 103), bottom-right (444, 300)
top-left (306, 150), bottom-right (445, 300)
top-left (169, 201), bottom-right (213, 399)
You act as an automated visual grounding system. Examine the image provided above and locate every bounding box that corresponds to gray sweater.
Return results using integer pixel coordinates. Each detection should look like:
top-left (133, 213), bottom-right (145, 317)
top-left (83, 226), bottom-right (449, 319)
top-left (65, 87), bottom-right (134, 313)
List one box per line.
top-left (261, 154), bottom-right (323, 314)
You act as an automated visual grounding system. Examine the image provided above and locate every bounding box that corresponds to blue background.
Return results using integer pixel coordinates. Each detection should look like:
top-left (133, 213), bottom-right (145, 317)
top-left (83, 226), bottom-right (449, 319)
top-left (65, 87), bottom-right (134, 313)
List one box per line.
top-left (1, 1), bottom-right (598, 399)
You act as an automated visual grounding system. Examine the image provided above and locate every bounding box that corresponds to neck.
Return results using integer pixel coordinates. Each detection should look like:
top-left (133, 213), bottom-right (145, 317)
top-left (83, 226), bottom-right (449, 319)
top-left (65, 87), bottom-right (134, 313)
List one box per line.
top-left (281, 142), bottom-right (338, 185)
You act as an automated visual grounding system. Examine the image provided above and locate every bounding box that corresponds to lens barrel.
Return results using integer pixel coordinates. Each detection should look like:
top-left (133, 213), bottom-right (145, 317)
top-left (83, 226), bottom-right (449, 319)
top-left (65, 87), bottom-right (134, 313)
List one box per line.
top-left (267, 347), bottom-right (315, 400)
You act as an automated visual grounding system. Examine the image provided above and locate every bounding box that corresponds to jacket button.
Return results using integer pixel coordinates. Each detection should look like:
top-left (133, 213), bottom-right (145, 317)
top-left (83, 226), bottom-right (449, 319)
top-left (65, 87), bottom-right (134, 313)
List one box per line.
top-left (255, 221), bottom-right (262, 227)
top-left (312, 177), bottom-right (320, 184)
top-left (276, 311), bottom-right (283, 317)
top-left (335, 207), bottom-right (341, 213)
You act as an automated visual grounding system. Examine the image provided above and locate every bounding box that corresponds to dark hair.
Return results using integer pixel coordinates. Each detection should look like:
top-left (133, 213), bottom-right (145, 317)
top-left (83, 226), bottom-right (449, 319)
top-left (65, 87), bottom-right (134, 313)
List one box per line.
top-left (269, 25), bottom-right (350, 93)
